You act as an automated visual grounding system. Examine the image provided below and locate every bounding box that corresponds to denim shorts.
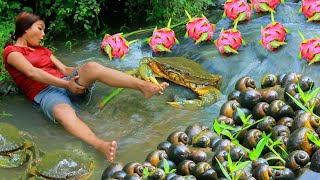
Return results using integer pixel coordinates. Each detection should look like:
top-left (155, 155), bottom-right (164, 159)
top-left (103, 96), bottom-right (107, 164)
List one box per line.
top-left (33, 69), bottom-right (95, 123)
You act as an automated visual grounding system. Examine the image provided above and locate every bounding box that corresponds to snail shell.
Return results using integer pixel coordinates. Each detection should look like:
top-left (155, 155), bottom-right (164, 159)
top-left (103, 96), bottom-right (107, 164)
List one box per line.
top-left (277, 117), bottom-right (293, 129)
top-left (157, 141), bottom-right (172, 154)
top-left (252, 158), bottom-right (269, 170)
top-left (230, 146), bottom-right (248, 161)
top-left (198, 169), bottom-right (218, 180)
top-left (261, 89), bottom-right (279, 103)
top-left (299, 76), bottom-right (314, 91)
top-left (271, 125), bottom-right (290, 139)
top-left (277, 73), bottom-right (286, 85)
top-left (252, 102), bottom-right (269, 119)
top-left (263, 152), bottom-right (284, 166)
top-left (123, 162), bottom-right (144, 176)
top-left (285, 150), bottom-right (310, 171)
top-left (148, 168), bottom-right (166, 180)
top-left (315, 104), bottom-right (320, 117)
top-left (111, 170), bottom-right (127, 179)
top-left (101, 162), bottom-right (124, 179)
top-left (216, 115), bottom-right (235, 126)
top-left (220, 100), bottom-right (241, 118)
top-left (242, 129), bottom-right (263, 149)
top-left (272, 168), bottom-right (295, 180)
top-left (239, 89), bottom-right (262, 109)
top-left (267, 100), bottom-right (294, 120)
top-left (310, 149), bottom-right (320, 172)
top-left (190, 149), bottom-right (207, 163)
top-left (272, 136), bottom-right (288, 153)
top-left (280, 72), bottom-right (302, 87)
top-left (167, 143), bottom-right (191, 164)
top-left (191, 162), bottom-right (213, 179)
top-left (167, 131), bottom-right (189, 145)
top-left (177, 160), bottom-right (196, 175)
top-left (142, 162), bottom-right (156, 172)
top-left (284, 83), bottom-right (298, 102)
top-left (228, 90), bottom-right (241, 102)
top-left (287, 127), bottom-right (314, 155)
top-left (192, 130), bottom-right (219, 148)
top-left (211, 139), bottom-right (233, 154)
top-left (212, 150), bottom-right (228, 166)
top-left (123, 173), bottom-right (142, 179)
top-left (261, 74), bottom-right (279, 89)
top-left (145, 150), bottom-right (168, 166)
top-left (256, 116), bottom-right (276, 134)
top-left (291, 112), bottom-right (315, 132)
top-left (184, 124), bottom-right (204, 145)
top-left (252, 164), bottom-right (273, 180)
top-left (235, 77), bottom-right (256, 92)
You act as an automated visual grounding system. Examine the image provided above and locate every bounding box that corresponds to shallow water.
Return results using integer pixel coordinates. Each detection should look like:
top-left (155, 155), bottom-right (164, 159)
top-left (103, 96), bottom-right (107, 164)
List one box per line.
top-left (0, 2), bottom-right (320, 179)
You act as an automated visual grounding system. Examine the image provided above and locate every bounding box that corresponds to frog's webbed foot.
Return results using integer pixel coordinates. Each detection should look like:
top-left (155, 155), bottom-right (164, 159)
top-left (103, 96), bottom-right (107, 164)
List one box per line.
top-left (139, 63), bottom-right (163, 91)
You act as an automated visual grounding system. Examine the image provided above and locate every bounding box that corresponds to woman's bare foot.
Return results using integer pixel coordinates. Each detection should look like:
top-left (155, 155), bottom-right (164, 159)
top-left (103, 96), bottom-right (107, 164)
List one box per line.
top-left (98, 141), bottom-right (117, 162)
top-left (142, 82), bottom-right (169, 99)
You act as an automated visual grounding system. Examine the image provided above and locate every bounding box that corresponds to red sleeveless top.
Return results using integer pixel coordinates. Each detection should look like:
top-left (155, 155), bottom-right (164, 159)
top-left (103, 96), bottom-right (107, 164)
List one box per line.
top-left (2, 46), bottom-right (64, 101)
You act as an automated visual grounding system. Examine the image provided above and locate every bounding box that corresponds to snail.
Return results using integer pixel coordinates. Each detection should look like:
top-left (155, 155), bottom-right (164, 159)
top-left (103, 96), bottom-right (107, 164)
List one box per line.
top-left (284, 83), bottom-right (298, 102)
top-left (252, 102), bottom-right (269, 119)
top-left (211, 139), bottom-right (233, 154)
top-left (261, 73), bottom-right (279, 89)
top-left (242, 129), bottom-right (263, 149)
top-left (142, 162), bottom-right (156, 172)
top-left (263, 152), bottom-right (284, 166)
top-left (216, 115), bottom-right (235, 126)
top-left (271, 168), bottom-right (295, 180)
top-left (167, 131), bottom-right (189, 145)
top-left (286, 127), bottom-right (314, 155)
top-left (277, 117), bottom-right (293, 129)
top-left (235, 76), bottom-right (256, 92)
top-left (184, 124), bottom-right (205, 145)
top-left (192, 130), bottom-right (219, 148)
top-left (190, 149), bottom-right (207, 163)
top-left (123, 173), bottom-right (142, 179)
top-left (252, 164), bottom-right (273, 180)
top-left (230, 146), bottom-right (248, 162)
top-left (157, 159), bottom-right (176, 171)
top-left (212, 150), bottom-right (228, 166)
top-left (252, 158), bottom-right (269, 170)
top-left (291, 112), bottom-right (315, 132)
top-left (145, 150), bottom-right (168, 166)
top-left (220, 100), bottom-right (241, 118)
top-left (256, 116), bottom-right (276, 134)
top-left (157, 141), bottom-right (172, 154)
top-left (261, 89), bottom-right (279, 103)
top-left (177, 160), bottom-right (195, 175)
top-left (191, 162), bottom-right (213, 179)
top-left (148, 168), bottom-right (166, 180)
top-left (267, 100), bottom-right (294, 120)
top-left (299, 76), bottom-right (314, 91)
top-left (228, 90), bottom-right (241, 102)
top-left (280, 72), bottom-right (301, 88)
top-left (198, 169), bottom-right (218, 180)
top-left (239, 89), bottom-right (262, 109)
top-left (111, 170), bottom-right (127, 180)
top-left (271, 125), bottom-right (291, 139)
top-left (310, 149), bottom-right (320, 172)
top-left (285, 150), bottom-right (310, 171)
top-left (101, 162), bottom-right (124, 179)
top-left (167, 143), bottom-right (191, 164)
top-left (123, 162), bottom-right (144, 176)
top-left (232, 107), bottom-right (252, 126)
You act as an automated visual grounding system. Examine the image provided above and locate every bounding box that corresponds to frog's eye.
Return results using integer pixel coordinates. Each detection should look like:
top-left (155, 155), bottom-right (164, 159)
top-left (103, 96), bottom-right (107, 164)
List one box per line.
top-left (185, 72), bottom-right (190, 76)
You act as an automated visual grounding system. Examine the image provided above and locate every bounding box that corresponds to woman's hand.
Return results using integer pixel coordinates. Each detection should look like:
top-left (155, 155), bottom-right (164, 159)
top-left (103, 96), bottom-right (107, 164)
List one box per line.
top-left (66, 75), bottom-right (86, 94)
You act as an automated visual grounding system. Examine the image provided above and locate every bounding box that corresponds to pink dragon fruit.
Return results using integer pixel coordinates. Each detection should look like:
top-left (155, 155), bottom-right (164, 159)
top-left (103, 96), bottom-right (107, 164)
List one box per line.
top-left (148, 18), bottom-right (179, 53)
top-left (223, 0), bottom-right (252, 22)
top-left (214, 22), bottom-right (246, 55)
top-left (299, 0), bottom-right (320, 21)
top-left (298, 31), bottom-right (320, 64)
top-left (251, 0), bottom-right (284, 13)
top-left (101, 33), bottom-right (137, 60)
top-left (185, 11), bottom-right (216, 44)
top-left (260, 12), bottom-right (289, 51)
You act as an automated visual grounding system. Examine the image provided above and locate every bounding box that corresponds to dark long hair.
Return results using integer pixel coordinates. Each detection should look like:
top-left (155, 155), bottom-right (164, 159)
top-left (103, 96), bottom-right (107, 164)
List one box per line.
top-left (4, 12), bottom-right (42, 49)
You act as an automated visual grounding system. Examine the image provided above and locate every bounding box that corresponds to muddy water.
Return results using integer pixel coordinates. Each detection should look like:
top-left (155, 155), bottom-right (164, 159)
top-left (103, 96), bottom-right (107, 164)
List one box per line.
top-left (1, 2), bottom-right (320, 179)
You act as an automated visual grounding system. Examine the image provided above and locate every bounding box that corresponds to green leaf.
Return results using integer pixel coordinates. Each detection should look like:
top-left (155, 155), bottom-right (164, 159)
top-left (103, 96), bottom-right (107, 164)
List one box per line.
top-left (309, 53), bottom-right (320, 64)
top-left (307, 13), bottom-right (320, 22)
top-left (215, 157), bottom-right (232, 180)
top-left (163, 159), bottom-right (170, 173)
top-left (236, 108), bottom-right (246, 124)
top-left (104, 44), bottom-right (113, 60)
top-left (233, 160), bottom-right (250, 172)
top-left (213, 119), bottom-right (222, 135)
top-left (286, 92), bottom-right (310, 112)
top-left (258, 3), bottom-right (275, 13)
top-left (307, 130), bottom-right (320, 147)
top-left (142, 167), bottom-right (149, 178)
top-left (237, 12), bottom-right (247, 22)
top-left (221, 129), bottom-right (234, 139)
top-left (156, 44), bottom-right (172, 52)
top-left (195, 32), bottom-right (209, 44)
top-left (307, 87), bottom-right (320, 102)
top-left (269, 41), bottom-right (286, 48)
top-left (223, 46), bottom-right (238, 54)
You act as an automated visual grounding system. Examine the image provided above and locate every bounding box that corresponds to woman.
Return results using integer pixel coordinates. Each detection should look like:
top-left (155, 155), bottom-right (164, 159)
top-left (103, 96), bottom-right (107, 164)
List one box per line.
top-left (3, 12), bottom-right (169, 162)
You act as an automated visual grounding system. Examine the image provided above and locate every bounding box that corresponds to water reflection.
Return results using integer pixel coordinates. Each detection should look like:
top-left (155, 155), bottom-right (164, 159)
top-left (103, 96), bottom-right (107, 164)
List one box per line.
top-left (0, 2), bottom-right (319, 179)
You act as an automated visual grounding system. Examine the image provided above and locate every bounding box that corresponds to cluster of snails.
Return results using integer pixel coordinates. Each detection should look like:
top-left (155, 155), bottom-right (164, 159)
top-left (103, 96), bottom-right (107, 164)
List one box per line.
top-left (101, 72), bottom-right (320, 180)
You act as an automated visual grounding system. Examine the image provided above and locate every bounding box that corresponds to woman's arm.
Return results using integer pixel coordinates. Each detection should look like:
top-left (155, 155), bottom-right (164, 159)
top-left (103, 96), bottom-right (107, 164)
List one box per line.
top-left (6, 52), bottom-right (85, 93)
top-left (50, 55), bottom-right (76, 76)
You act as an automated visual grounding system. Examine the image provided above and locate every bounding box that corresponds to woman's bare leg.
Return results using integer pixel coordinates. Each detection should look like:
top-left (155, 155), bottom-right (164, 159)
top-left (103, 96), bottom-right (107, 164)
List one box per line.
top-left (53, 103), bottom-right (117, 162)
top-left (76, 62), bottom-right (169, 98)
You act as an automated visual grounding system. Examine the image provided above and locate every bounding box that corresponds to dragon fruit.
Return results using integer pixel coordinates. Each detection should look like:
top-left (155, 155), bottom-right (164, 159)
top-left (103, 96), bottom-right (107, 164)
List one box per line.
top-left (298, 31), bottom-right (320, 64)
top-left (101, 33), bottom-right (137, 60)
top-left (251, 0), bottom-right (284, 13)
top-left (299, 0), bottom-right (320, 22)
top-left (148, 18), bottom-right (179, 53)
top-left (185, 11), bottom-right (216, 44)
top-left (214, 22), bottom-right (246, 55)
top-left (223, 0), bottom-right (252, 22)
top-left (260, 12), bottom-right (289, 51)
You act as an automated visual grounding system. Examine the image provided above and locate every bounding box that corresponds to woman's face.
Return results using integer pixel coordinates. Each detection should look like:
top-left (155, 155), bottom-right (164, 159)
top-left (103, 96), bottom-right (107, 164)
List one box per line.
top-left (25, 20), bottom-right (45, 47)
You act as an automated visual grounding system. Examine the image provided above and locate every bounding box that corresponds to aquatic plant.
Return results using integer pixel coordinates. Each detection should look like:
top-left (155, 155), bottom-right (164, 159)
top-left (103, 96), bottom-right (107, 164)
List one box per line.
top-left (215, 154), bottom-right (250, 180)
top-left (214, 21), bottom-right (246, 55)
top-left (251, 0), bottom-right (284, 13)
top-left (299, 0), bottom-right (320, 22)
top-left (260, 12), bottom-right (289, 51)
top-left (298, 31), bottom-right (320, 64)
top-left (148, 18), bottom-right (179, 53)
top-left (223, 0), bottom-right (252, 22)
top-left (184, 10), bottom-right (216, 44)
